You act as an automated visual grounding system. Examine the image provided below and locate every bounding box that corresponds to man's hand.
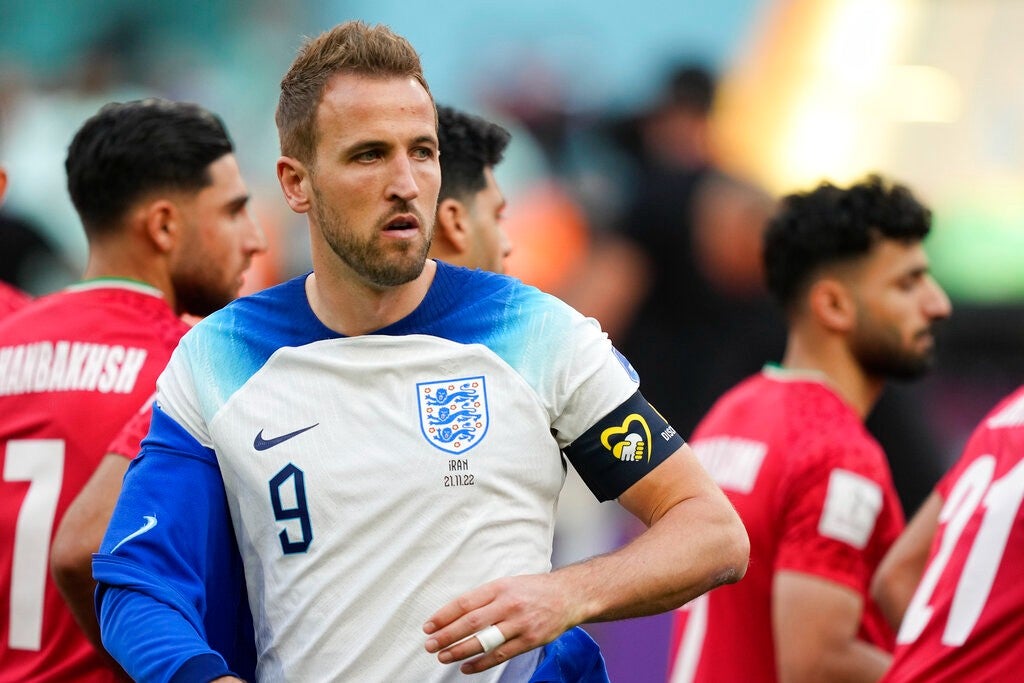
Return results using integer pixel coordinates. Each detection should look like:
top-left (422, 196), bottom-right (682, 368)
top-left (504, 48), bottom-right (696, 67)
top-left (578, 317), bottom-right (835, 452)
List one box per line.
top-left (423, 445), bottom-right (749, 675)
top-left (423, 573), bottom-right (583, 674)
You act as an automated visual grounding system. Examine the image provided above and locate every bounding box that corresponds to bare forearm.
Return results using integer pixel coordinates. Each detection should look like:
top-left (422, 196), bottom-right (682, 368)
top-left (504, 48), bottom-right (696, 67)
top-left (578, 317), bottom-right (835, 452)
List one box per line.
top-left (422, 496), bottom-right (746, 674)
top-left (556, 492), bottom-right (748, 623)
top-left (776, 572), bottom-right (891, 683)
top-left (53, 568), bottom-right (103, 649)
top-left (872, 568), bottom-right (921, 631)
top-left (871, 492), bottom-right (943, 630)
top-left (52, 568), bottom-right (130, 679)
top-left (51, 454), bottom-right (131, 678)
top-left (812, 639), bottom-right (891, 683)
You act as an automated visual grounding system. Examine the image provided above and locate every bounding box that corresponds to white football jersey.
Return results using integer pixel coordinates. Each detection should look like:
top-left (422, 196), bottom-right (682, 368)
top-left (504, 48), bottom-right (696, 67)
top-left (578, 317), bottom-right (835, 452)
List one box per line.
top-left (154, 264), bottom-right (640, 681)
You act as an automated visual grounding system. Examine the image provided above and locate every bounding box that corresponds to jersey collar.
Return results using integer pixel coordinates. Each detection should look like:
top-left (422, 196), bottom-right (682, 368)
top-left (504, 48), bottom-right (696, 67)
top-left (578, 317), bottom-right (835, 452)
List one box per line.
top-left (65, 277), bottom-right (164, 299)
top-left (761, 362), bottom-right (831, 385)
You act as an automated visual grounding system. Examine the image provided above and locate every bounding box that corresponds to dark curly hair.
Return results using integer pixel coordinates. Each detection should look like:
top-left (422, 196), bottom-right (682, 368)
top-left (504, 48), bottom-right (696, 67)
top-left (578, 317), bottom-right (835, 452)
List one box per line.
top-left (437, 105), bottom-right (511, 202)
top-left (764, 174), bottom-right (932, 312)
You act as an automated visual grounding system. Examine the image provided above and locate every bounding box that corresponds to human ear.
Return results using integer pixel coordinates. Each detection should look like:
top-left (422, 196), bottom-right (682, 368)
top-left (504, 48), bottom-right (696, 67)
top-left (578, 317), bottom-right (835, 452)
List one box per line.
top-left (435, 197), bottom-right (470, 253)
top-left (808, 278), bottom-right (855, 333)
top-left (277, 156), bottom-right (312, 213)
top-left (143, 200), bottom-right (179, 254)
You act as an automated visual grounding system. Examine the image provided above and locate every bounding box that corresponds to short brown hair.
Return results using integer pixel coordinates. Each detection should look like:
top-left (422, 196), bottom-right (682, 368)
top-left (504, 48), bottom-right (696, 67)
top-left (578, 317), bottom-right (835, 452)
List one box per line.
top-left (276, 21), bottom-right (432, 166)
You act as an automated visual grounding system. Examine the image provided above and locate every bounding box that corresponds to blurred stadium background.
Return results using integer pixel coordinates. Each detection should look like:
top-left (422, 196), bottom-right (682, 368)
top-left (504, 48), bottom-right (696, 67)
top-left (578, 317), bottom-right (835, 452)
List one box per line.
top-left (2, 1), bottom-right (1023, 680)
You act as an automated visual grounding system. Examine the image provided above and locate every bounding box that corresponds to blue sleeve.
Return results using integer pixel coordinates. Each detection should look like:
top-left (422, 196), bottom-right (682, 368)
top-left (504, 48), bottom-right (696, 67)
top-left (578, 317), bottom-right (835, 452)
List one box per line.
top-left (93, 405), bottom-right (255, 683)
top-left (529, 626), bottom-right (609, 683)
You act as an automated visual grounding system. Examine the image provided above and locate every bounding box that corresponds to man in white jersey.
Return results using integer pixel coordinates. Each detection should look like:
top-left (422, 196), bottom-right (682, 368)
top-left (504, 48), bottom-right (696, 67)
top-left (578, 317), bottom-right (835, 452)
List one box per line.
top-left (93, 21), bottom-right (749, 682)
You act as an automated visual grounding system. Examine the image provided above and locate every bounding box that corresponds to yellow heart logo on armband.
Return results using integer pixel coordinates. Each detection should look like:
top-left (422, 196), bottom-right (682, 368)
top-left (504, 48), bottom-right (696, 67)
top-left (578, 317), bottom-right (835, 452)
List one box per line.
top-left (600, 414), bottom-right (653, 463)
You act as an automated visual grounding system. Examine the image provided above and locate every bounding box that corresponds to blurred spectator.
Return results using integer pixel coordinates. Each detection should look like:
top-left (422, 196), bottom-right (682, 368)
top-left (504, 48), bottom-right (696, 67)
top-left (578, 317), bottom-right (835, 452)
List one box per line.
top-left (595, 63), bottom-right (948, 516)
top-left (501, 181), bottom-right (591, 294)
top-left (0, 164), bottom-right (34, 315)
top-left (0, 134), bottom-right (74, 296)
top-left (0, 209), bottom-right (71, 297)
top-left (1, 25), bottom-right (151, 283)
top-left (605, 63), bottom-right (785, 439)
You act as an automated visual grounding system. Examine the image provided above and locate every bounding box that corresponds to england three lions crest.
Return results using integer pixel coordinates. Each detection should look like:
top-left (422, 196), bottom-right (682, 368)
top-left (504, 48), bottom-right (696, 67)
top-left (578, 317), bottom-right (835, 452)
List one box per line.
top-left (417, 377), bottom-right (489, 455)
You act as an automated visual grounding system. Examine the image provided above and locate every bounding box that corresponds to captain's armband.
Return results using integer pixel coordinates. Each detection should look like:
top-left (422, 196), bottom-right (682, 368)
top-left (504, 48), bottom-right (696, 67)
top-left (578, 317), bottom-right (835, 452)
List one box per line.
top-left (563, 390), bottom-right (684, 501)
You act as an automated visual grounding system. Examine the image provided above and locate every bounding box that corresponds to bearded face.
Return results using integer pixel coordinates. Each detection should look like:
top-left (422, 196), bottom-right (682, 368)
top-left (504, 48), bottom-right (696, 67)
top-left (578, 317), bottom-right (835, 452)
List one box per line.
top-left (299, 73), bottom-right (441, 290)
top-left (310, 182), bottom-right (432, 288)
top-left (845, 240), bottom-right (950, 382)
top-left (848, 308), bottom-right (938, 381)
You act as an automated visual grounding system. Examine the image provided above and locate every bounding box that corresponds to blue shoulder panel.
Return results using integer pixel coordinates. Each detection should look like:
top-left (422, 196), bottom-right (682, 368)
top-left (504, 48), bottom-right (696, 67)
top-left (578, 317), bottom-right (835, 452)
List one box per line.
top-left (381, 262), bottom-right (579, 389)
top-left (188, 265), bottom-right (581, 408)
top-left (181, 274), bottom-right (340, 420)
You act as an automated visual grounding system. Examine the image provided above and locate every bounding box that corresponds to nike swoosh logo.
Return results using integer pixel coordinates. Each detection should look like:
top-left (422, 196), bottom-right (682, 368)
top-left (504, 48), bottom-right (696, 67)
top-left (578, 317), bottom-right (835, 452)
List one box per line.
top-left (254, 423), bottom-right (319, 451)
top-left (111, 515), bottom-right (158, 553)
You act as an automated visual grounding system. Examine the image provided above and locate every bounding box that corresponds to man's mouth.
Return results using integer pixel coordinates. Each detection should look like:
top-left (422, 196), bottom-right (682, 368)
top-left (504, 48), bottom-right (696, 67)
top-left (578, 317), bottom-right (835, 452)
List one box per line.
top-left (384, 215), bottom-right (419, 234)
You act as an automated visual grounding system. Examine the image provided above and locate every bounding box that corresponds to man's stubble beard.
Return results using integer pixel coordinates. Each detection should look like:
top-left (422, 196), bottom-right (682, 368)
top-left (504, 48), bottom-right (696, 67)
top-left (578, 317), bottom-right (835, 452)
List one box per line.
top-left (311, 187), bottom-right (433, 288)
top-left (849, 317), bottom-right (937, 382)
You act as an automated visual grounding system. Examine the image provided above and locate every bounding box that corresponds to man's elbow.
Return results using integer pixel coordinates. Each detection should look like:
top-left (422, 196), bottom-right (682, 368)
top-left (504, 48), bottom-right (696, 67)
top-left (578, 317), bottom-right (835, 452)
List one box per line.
top-left (869, 561), bottom-right (907, 631)
top-left (868, 564), bottom-right (890, 607)
top-left (50, 528), bottom-right (94, 594)
top-left (715, 507), bottom-right (750, 587)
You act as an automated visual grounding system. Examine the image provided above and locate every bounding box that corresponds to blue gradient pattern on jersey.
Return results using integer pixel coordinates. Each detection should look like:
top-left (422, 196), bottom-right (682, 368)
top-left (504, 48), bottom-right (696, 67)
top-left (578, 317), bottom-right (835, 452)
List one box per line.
top-left (177, 273), bottom-right (337, 422)
top-left (180, 263), bottom-right (578, 422)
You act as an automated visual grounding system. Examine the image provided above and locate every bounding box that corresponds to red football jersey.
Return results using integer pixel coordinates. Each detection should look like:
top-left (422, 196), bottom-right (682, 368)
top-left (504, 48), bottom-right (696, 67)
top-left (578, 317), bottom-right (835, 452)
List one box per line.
top-left (0, 283), bottom-right (30, 319)
top-left (884, 386), bottom-right (1024, 683)
top-left (107, 316), bottom-right (198, 461)
top-left (105, 403), bottom-right (152, 461)
top-left (668, 368), bottom-right (904, 683)
top-left (0, 280), bottom-right (188, 682)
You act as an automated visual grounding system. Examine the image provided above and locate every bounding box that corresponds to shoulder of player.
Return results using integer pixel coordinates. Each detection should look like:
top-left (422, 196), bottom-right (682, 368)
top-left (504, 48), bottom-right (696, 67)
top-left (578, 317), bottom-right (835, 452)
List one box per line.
top-left (777, 378), bottom-right (868, 437)
top-left (431, 261), bottom-right (546, 308)
top-left (696, 374), bottom-right (881, 471)
top-left (435, 263), bottom-right (589, 334)
top-left (748, 375), bottom-right (885, 474)
top-left (185, 275), bottom-right (313, 344)
top-left (980, 385), bottom-right (1024, 431)
top-left (1, 285), bottom-right (181, 346)
top-left (947, 386), bottom-right (1024, 486)
top-left (699, 371), bottom-right (853, 434)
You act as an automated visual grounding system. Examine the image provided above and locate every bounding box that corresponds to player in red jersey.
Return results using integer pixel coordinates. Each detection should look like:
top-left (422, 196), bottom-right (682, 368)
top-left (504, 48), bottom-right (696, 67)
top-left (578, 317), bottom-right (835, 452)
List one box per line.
top-left (872, 386), bottom-right (1024, 682)
top-left (0, 99), bottom-right (265, 682)
top-left (667, 175), bottom-right (951, 683)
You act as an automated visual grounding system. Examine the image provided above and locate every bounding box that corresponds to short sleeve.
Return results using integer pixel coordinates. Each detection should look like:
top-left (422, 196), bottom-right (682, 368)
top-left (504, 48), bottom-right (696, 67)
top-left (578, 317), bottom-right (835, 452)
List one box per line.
top-left (106, 401), bottom-right (154, 459)
top-left (775, 438), bottom-right (899, 593)
top-left (155, 332), bottom-right (214, 447)
top-left (548, 314), bottom-right (641, 448)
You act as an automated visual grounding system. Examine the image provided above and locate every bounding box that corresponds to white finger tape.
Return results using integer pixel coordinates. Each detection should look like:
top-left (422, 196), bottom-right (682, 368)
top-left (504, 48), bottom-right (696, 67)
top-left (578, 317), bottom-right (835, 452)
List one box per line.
top-left (474, 624), bottom-right (506, 653)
